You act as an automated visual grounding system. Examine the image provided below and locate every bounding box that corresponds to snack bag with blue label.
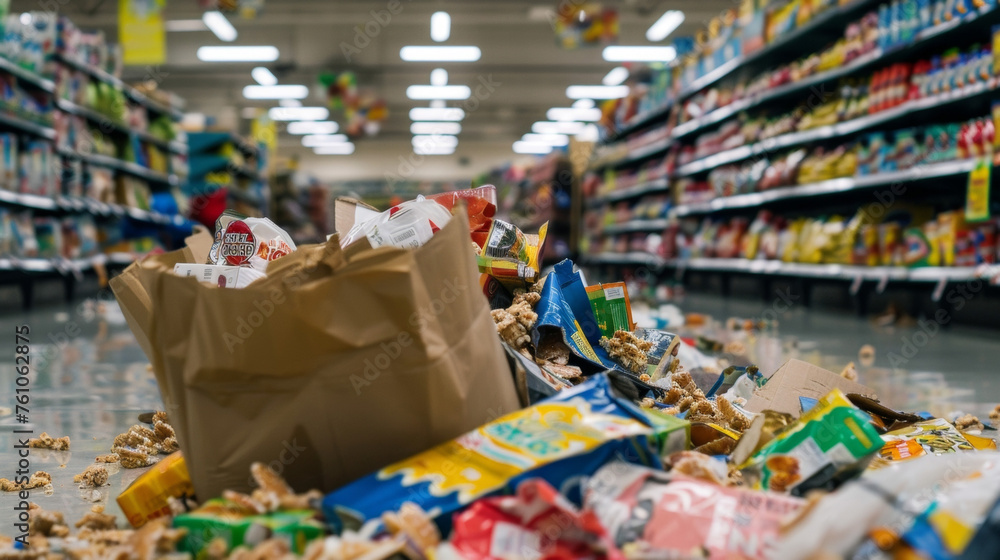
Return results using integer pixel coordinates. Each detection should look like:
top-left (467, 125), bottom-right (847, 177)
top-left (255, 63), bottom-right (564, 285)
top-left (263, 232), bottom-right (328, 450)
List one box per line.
top-left (322, 373), bottom-right (688, 533)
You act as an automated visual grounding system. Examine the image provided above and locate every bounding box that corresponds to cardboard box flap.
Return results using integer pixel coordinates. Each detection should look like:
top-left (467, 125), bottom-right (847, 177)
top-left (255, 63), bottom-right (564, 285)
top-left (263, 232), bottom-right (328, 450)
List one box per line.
top-left (334, 197), bottom-right (379, 235)
top-left (744, 359), bottom-right (876, 416)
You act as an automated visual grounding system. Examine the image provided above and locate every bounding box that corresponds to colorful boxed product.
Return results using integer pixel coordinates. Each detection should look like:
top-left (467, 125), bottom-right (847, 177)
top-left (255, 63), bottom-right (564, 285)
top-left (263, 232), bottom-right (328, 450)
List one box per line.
top-left (322, 374), bottom-right (690, 532)
top-left (173, 499), bottom-right (323, 555)
top-left (117, 451), bottom-right (195, 528)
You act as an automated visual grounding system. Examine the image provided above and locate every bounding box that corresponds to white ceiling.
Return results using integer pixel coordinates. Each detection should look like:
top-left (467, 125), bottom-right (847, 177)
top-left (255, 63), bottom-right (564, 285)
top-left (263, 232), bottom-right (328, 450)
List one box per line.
top-left (16, 0), bottom-right (733, 181)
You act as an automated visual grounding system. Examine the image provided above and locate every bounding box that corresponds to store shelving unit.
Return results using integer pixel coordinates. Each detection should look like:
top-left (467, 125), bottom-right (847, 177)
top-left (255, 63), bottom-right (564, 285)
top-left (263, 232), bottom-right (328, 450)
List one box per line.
top-left (675, 159), bottom-right (979, 215)
top-left (582, 0), bottom-right (1000, 315)
top-left (674, 79), bottom-right (997, 177)
top-left (0, 42), bottom-right (192, 308)
top-left (187, 132), bottom-right (267, 218)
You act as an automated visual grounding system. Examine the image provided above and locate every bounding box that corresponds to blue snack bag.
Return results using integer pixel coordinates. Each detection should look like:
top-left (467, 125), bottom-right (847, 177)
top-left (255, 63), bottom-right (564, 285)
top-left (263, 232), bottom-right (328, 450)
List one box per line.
top-left (321, 374), bottom-right (688, 534)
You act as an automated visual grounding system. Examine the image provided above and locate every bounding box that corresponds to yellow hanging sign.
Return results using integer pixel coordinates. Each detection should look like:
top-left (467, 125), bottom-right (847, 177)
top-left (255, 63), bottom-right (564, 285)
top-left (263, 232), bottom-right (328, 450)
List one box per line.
top-left (119, 0), bottom-right (166, 66)
top-left (965, 159), bottom-right (992, 223)
top-left (251, 113), bottom-right (277, 153)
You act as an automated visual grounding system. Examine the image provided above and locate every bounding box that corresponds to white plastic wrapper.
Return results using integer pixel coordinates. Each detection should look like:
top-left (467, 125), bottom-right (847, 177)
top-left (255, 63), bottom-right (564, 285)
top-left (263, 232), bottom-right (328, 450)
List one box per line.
top-left (341, 197), bottom-right (452, 249)
top-left (208, 212), bottom-right (297, 273)
top-left (174, 263), bottom-right (266, 288)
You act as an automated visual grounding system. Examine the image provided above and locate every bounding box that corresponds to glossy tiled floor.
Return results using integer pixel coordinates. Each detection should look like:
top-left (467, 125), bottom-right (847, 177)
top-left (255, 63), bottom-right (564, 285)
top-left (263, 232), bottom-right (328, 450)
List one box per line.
top-left (1, 292), bottom-right (999, 534)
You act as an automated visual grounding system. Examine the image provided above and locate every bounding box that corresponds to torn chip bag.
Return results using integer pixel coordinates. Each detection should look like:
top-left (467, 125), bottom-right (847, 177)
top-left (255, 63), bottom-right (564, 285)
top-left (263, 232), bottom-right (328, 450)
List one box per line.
top-left (111, 209), bottom-right (520, 500)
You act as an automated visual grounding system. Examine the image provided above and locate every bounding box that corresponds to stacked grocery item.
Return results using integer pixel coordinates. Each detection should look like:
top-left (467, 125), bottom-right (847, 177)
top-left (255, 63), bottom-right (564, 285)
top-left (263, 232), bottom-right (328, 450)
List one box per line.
top-left (663, 206), bottom-right (999, 268)
top-left (672, 115), bottom-right (995, 203)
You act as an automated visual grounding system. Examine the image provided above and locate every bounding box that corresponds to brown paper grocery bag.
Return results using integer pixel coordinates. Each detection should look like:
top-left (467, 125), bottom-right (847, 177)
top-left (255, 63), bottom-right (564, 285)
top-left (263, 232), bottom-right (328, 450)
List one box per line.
top-left (111, 211), bottom-right (520, 499)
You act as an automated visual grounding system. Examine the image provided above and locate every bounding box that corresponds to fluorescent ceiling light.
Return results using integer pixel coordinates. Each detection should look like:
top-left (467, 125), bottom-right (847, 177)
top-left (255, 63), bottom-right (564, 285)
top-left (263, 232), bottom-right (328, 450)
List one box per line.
top-left (302, 134), bottom-right (349, 147)
top-left (573, 99), bottom-right (595, 109)
top-left (602, 45), bottom-right (676, 62)
top-left (406, 85), bottom-right (471, 100)
top-left (268, 106), bottom-right (329, 121)
top-left (287, 121), bottom-right (338, 135)
top-left (197, 46), bottom-right (279, 62)
top-left (576, 124), bottom-right (600, 142)
top-left (412, 134), bottom-right (459, 148)
top-left (165, 19), bottom-right (206, 32)
top-left (566, 85), bottom-right (629, 99)
top-left (400, 46), bottom-right (481, 62)
top-left (430, 68), bottom-right (448, 86)
top-left (251, 67), bottom-right (277, 86)
top-left (646, 10), bottom-right (685, 42)
top-left (410, 122), bottom-right (462, 135)
top-left (414, 144), bottom-right (456, 155)
top-left (409, 107), bottom-right (465, 121)
top-left (202, 11), bottom-right (237, 42)
top-left (314, 144), bottom-right (355, 155)
top-left (279, 99), bottom-right (302, 107)
top-left (547, 107), bottom-right (602, 122)
top-left (603, 67), bottom-right (629, 86)
top-left (513, 141), bottom-right (553, 155)
top-left (431, 12), bottom-right (451, 42)
top-left (522, 133), bottom-right (569, 146)
top-left (243, 85), bottom-right (308, 100)
top-left (532, 121), bottom-right (586, 134)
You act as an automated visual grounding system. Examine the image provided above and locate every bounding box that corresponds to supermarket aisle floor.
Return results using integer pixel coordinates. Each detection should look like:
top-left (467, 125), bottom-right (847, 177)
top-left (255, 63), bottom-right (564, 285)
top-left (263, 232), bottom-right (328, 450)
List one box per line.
top-left (665, 292), bottom-right (1000, 417)
top-left (1, 294), bottom-right (999, 531)
top-left (0, 298), bottom-right (162, 532)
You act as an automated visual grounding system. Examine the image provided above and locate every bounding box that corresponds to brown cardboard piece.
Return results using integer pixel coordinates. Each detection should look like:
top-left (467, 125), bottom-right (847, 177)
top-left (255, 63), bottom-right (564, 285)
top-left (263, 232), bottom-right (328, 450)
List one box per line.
top-left (334, 197), bottom-right (379, 234)
top-left (744, 359), bottom-right (877, 417)
top-left (111, 211), bottom-right (521, 499)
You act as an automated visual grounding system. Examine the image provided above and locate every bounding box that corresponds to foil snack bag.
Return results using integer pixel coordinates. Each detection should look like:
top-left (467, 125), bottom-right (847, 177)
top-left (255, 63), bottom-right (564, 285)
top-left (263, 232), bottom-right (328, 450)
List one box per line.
top-left (741, 388), bottom-right (882, 495)
top-left (585, 461), bottom-right (804, 559)
top-left (208, 211), bottom-right (296, 273)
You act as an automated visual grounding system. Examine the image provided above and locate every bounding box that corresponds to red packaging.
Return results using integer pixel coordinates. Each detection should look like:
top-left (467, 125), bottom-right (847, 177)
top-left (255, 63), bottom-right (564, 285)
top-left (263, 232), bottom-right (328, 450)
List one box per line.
top-left (449, 479), bottom-right (623, 560)
top-left (427, 185), bottom-right (498, 234)
top-left (585, 462), bottom-right (804, 560)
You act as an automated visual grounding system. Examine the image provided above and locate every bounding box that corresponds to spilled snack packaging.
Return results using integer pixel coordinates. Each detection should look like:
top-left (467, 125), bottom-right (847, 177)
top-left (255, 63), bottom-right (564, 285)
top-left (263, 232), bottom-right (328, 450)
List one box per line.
top-left (868, 418), bottom-right (995, 469)
top-left (448, 478), bottom-right (622, 560)
top-left (117, 451), bottom-right (195, 528)
top-left (208, 211), bottom-right (296, 273)
top-left (551, 259), bottom-right (606, 349)
top-left (341, 198), bottom-right (453, 250)
top-left (173, 498), bottom-right (324, 555)
top-left (534, 266), bottom-right (608, 368)
top-left (586, 282), bottom-right (635, 338)
top-left (322, 374), bottom-right (689, 533)
top-left (585, 461), bottom-right (804, 560)
top-left (635, 328), bottom-right (680, 380)
top-left (477, 219), bottom-right (547, 290)
top-left (425, 185), bottom-right (497, 234)
top-left (741, 388), bottom-right (882, 495)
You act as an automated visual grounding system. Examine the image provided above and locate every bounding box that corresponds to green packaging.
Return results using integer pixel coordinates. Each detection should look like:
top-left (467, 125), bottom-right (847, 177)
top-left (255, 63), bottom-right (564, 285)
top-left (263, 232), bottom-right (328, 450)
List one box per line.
top-left (741, 388), bottom-right (882, 496)
top-left (586, 282), bottom-right (634, 338)
top-left (173, 499), bottom-right (323, 555)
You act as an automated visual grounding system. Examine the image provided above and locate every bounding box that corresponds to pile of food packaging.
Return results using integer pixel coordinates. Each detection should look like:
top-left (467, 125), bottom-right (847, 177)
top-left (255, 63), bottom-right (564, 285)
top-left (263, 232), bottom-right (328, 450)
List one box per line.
top-left (5, 186), bottom-right (1000, 559)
